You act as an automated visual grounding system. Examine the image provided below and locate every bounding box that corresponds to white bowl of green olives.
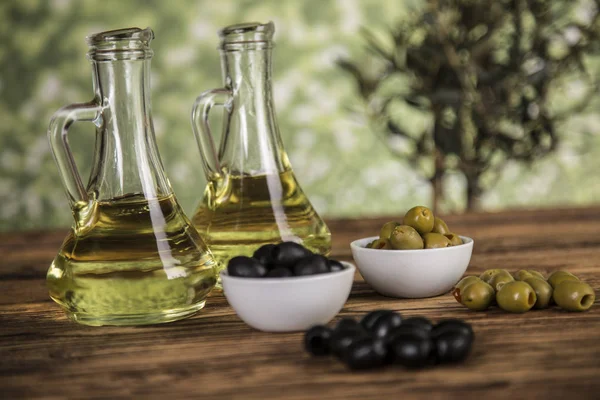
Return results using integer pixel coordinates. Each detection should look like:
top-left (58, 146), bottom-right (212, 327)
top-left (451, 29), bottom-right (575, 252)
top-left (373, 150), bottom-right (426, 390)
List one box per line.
top-left (351, 235), bottom-right (473, 298)
top-left (350, 206), bottom-right (473, 298)
top-left (221, 242), bottom-right (356, 332)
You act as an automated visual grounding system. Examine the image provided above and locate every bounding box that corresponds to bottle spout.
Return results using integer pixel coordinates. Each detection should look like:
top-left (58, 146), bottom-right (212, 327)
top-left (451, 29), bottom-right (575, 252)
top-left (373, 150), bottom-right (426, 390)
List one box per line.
top-left (86, 27), bottom-right (154, 61)
top-left (219, 22), bottom-right (275, 50)
top-left (87, 27), bottom-right (154, 44)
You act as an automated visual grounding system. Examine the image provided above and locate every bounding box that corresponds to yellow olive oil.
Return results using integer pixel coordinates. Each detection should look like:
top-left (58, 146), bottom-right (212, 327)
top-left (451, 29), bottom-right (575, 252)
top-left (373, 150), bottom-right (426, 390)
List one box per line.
top-left (192, 169), bottom-right (332, 277)
top-left (47, 193), bottom-right (217, 326)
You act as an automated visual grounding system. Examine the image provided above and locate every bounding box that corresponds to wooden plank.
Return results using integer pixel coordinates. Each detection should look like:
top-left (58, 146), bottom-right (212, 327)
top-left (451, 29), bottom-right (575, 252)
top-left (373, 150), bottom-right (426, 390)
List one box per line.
top-left (1, 207), bottom-right (600, 399)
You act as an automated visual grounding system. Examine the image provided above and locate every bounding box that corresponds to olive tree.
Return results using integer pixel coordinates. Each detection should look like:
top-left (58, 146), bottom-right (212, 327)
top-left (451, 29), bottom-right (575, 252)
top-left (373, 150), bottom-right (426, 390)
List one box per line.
top-left (339, 0), bottom-right (600, 211)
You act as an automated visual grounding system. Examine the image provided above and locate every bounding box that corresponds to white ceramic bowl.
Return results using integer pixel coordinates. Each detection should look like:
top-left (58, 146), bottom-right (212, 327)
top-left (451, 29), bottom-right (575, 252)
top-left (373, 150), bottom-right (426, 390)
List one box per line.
top-left (350, 236), bottom-right (473, 298)
top-left (221, 262), bottom-right (355, 332)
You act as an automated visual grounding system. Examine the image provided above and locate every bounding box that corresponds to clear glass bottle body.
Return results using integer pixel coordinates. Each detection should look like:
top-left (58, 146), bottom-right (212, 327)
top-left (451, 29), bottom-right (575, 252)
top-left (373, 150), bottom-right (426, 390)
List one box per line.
top-left (46, 28), bottom-right (216, 326)
top-left (191, 22), bottom-right (331, 278)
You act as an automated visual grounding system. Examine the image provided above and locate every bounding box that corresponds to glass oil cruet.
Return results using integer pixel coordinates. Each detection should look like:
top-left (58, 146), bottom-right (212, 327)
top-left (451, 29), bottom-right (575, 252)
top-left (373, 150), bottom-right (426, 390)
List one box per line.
top-left (191, 22), bottom-right (332, 277)
top-left (46, 28), bottom-right (217, 326)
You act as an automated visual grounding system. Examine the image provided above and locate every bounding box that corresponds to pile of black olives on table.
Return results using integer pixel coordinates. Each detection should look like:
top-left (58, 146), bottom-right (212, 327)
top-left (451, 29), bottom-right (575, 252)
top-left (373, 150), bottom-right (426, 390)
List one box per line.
top-left (367, 206), bottom-right (464, 250)
top-left (453, 269), bottom-right (596, 313)
top-left (227, 242), bottom-right (346, 278)
top-left (304, 310), bottom-right (474, 370)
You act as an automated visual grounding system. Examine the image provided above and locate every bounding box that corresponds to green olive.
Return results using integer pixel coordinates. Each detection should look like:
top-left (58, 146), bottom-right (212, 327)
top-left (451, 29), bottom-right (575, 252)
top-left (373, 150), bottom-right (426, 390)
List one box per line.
top-left (547, 271), bottom-right (579, 289)
top-left (380, 221), bottom-right (401, 240)
top-left (457, 280), bottom-right (495, 311)
top-left (515, 270), bottom-right (545, 281)
top-left (366, 239), bottom-right (376, 248)
top-left (524, 277), bottom-right (553, 309)
top-left (514, 270), bottom-right (535, 281)
top-left (432, 217), bottom-right (450, 235)
top-left (402, 206), bottom-right (434, 235)
top-left (454, 276), bottom-right (482, 293)
top-left (369, 238), bottom-right (392, 250)
top-left (553, 280), bottom-right (595, 312)
top-left (444, 233), bottom-right (463, 246)
top-left (479, 269), bottom-right (507, 284)
top-left (389, 225), bottom-right (424, 250)
top-left (488, 270), bottom-right (515, 291)
top-left (527, 270), bottom-right (545, 280)
top-left (496, 281), bottom-right (537, 313)
top-left (423, 232), bottom-right (452, 249)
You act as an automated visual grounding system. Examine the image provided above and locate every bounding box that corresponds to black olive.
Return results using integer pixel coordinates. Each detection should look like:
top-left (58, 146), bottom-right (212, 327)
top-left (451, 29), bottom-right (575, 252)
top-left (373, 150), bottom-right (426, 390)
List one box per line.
top-left (335, 317), bottom-right (361, 331)
top-left (401, 316), bottom-right (433, 332)
top-left (328, 259), bottom-right (345, 272)
top-left (252, 243), bottom-right (277, 269)
top-left (304, 325), bottom-right (333, 356)
top-left (266, 267), bottom-right (293, 277)
top-left (359, 309), bottom-right (394, 332)
top-left (431, 319), bottom-right (474, 340)
top-left (433, 331), bottom-right (473, 364)
top-left (342, 337), bottom-right (387, 370)
top-left (385, 324), bottom-right (430, 345)
top-left (330, 328), bottom-right (370, 357)
top-left (390, 333), bottom-right (433, 368)
top-left (227, 256), bottom-right (267, 277)
top-left (272, 242), bottom-right (313, 268)
top-left (292, 255), bottom-right (330, 276)
top-left (371, 311), bottom-right (403, 339)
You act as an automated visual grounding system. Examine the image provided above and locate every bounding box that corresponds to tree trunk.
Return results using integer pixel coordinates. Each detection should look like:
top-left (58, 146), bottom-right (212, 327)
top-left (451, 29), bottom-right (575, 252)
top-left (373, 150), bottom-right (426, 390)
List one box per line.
top-left (430, 148), bottom-right (445, 214)
top-left (430, 107), bottom-right (447, 215)
top-left (465, 173), bottom-right (482, 211)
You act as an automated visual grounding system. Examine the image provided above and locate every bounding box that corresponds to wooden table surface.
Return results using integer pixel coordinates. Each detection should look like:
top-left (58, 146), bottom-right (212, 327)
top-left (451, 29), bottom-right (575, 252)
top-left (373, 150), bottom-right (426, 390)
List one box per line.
top-left (1, 207), bottom-right (600, 399)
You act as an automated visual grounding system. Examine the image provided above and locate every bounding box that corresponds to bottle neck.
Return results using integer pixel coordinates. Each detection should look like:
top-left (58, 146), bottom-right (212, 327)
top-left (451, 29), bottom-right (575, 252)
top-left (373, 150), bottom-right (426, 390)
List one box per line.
top-left (96, 58), bottom-right (151, 137)
top-left (220, 47), bottom-right (290, 176)
top-left (224, 48), bottom-right (272, 109)
top-left (89, 58), bottom-right (171, 201)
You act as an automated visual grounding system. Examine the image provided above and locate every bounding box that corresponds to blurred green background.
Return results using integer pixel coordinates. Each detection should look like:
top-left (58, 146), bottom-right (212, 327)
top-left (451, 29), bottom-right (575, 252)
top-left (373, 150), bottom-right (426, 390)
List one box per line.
top-left (1, 0), bottom-right (599, 232)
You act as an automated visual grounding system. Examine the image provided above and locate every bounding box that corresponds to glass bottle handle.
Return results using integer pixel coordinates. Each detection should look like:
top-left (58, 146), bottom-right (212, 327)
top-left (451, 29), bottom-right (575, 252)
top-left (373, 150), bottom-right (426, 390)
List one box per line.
top-left (191, 88), bottom-right (233, 181)
top-left (47, 101), bottom-right (102, 206)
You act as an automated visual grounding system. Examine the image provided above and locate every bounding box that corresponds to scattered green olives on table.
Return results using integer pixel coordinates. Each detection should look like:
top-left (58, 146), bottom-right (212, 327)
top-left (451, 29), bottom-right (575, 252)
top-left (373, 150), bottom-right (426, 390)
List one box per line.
top-left (479, 269), bottom-right (506, 284)
top-left (547, 270), bottom-right (579, 289)
top-left (496, 281), bottom-right (537, 313)
top-left (524, 278), bottom-right (553, 309)
top-left (423, 233), bottom-right (452, 249)
top-left (367, 206), bottom-right (465, 251)
top-left (488, 270), bottom-right (515, 292)
top-left (389, 225), bottom-right (424, 250)
top-left (457, 280), bottom-right (495, 311)
top-left (515, 270), bottom-right (545, 281)
top-left (514, 270), bottom-right (534, 281)
top-left (453, 269), bottom-right (594, 313)
top-left (432, 217), bottom-right (450, 235)
top-left (552, 280), bottom-right (596, 312)
top-left (454, 276), bottom-right (482, 294)
top-left (528, 270), bottom-right (545, 280)
top-left (403, 206), bottom-right (435, 235)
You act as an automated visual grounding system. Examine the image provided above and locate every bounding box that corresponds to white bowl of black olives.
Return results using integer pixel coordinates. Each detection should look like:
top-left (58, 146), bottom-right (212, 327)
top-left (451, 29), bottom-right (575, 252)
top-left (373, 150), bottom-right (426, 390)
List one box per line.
top-left (221, 242), bottom-right (355, 332)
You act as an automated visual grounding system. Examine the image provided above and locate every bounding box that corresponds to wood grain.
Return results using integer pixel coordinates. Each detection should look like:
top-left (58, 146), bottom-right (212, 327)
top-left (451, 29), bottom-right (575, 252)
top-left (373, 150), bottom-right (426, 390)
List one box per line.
top-left (1, 207), bottom-right (600, 399)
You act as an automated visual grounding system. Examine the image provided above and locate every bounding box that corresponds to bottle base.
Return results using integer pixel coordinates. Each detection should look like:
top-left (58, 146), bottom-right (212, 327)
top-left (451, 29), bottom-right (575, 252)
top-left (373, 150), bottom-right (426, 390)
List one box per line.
top-left (60, 300), bottom-right (206, 326)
